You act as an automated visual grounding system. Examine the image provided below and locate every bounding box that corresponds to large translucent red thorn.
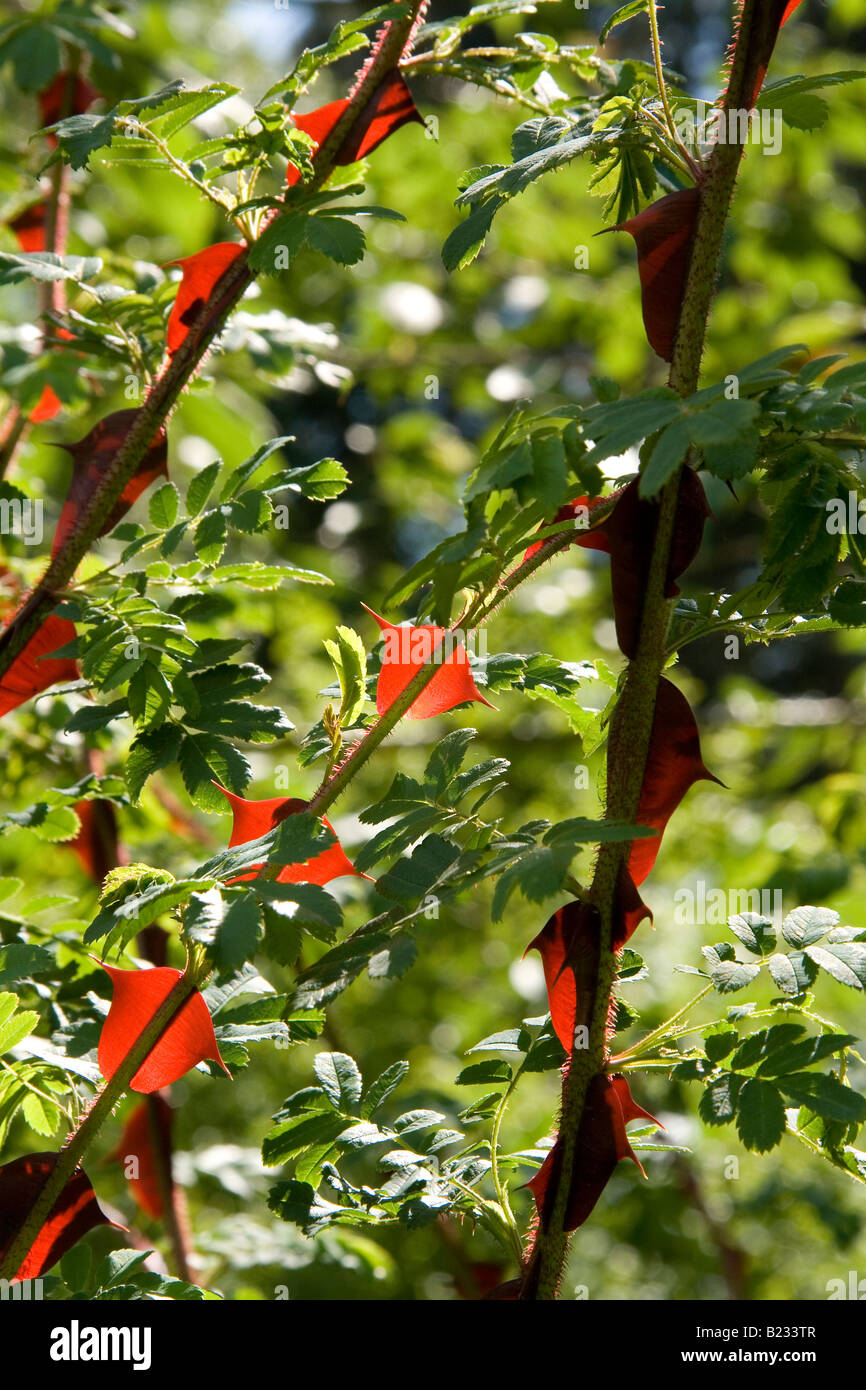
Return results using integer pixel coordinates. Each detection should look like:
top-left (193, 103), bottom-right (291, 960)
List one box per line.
top-left (214, 783), bottom-right (370, 885)
top-left (110, 1095), bottom-right (174, 1220)
top-left (286, 71), bottom-right (423, 186)
top-left (0, 1153), bottom-right (118, 1280)
top-left (164, 242), bottom-right (245, 357)
top-left (611, 188), bottom-right (701, 362)
top-left (363, 604), bottom-right (495, 720)
top-left (629, 677), bottom-right (722, 887)
top-left (97, 962), bottom-right (230, 1093)
top-left (526, 1073), bottom-right (660, 1231)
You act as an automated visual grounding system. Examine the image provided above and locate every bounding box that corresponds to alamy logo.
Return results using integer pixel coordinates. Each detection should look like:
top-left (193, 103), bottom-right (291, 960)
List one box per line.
top-left (0, 1277), bottom-right (42, 1299)
top-left (827, 1271), bottom-right (866, 1299)
top-left (0, 496), bottom-right (43, 545)
top-left (673, 99), bottom-right (783, 156)
top-left (49, 1320), bottom-right (152, 1371)
top-left (674, 882), bottom-right (783, 927)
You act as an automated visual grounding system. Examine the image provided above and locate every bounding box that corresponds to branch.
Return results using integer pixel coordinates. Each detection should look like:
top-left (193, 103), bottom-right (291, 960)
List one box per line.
top-left (520, 0), bottom-right (771, 1300)
top-left (0, 0), bottom-right (426, 681)
top-left (0, 965), bottom-right (200, 1282)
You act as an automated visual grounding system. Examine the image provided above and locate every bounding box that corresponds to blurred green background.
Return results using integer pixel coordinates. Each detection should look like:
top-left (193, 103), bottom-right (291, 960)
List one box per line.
top-left (1, 0), bottom-right (866, 1300)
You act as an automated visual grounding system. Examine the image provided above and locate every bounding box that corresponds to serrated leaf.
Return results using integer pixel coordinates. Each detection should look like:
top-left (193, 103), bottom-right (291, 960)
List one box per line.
top-left (455, 1059), bottom-right (512, 1086)
top-left (362, 1061), bottom-right (409, 1118)
top-left (735, 1078), bottom-right (786, 1152)
top-left (699, 1072), bottom-right (743, 1126)
top-left (126, 724), bottom-right (183, 802)
top-left (127, 662), bottom-right (172, 731)
top-left (314, 1052), bottom-right (362, 1112)
top-left (805, 943), bottom-right (866, 990)
top-left (187, 461), bottom-right (223, 516)
top-left (728, 912), bottom-right (776, 956)
top-left (194, 508), bottom-right (228, 565)
top-left (149, 482), bottom-right (179, 530)
top-left (178, 734), bottom-right (250, 812)
top-left (305, 215), bottom-right (366, 266)
top-left (778, 1072), bottom-right (866, 1124)
top-left (782, 905), bottom-right (838, 947)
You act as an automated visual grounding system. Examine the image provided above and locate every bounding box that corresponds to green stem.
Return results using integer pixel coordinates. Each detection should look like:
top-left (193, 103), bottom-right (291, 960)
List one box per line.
top-left (609, 983), bottom-right (713, 1064)
top-left (521, 0), bottom-right (767, 1301)
top-left (489, 1070), bottom-right (521, 1240)
top-left (646, 4), bottom-right (676, 142)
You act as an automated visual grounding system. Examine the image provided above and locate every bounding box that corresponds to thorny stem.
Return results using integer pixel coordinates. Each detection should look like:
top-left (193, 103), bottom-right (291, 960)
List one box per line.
top-left (0, 68), bottom-right (77, 482)
top-left (145, 1093), bottom-right (192, 1282)
top-left (522, 0), bottom-right (769, 1300)
top-left (0, 963), bottom-right (201, 1281)
top-left (0, 0), bottom-right (426, 682)
top-left (0, 1), bottom-right (427, 1279)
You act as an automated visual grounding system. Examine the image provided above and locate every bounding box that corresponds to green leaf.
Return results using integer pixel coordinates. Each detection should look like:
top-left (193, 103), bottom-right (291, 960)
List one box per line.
top-left (305, 216), bottom-right (366, 266)
top-left (729, 1024), bottom-right (804, 1071)
top-left (322, 626), bottom-right (367, 728)
top-left (247, 212), bottom-right (310, 274)
top-left (362, 1061), bottom-right (409, 1118)
top-left (148, 82), bottom-right (240, 140)
top-left (0, 251), bottom-right (102, 286)
top-left (187, 700), bottom-right (292, 744)
top-left (455, 1059), bottom-right (512, 1086)
top-left (727, 913), bottom-right (776, 956)
top-left (314, 1052), bottom-right (363, 1112)
top-left (782, 905), bottom-right (838, 947)
top-left (757, 1032), bottom-right (858, 1077)
top-left (424, 729), bottom-right (475, 797)
top-left (778, 1073), bottom-right (866, 1124)
top-left (194, 508), bottom-right (228, 565)
top-left (466, 1027), bottom-right (530, 1055)
top-left (598, 0), bottom-right (649, 45)
top-left (187, 460), bottom-right (223, 516)
top-left (583, 395), bottom-right (682, 467)
top-left (178, 733), bottom-right (250, 812)
top-left (374, 835), bottom-right (461, 903)
top-left (699, 1072), bottom-right (743, 1126)
top-left (639, 416), bottom-right (690, 497)
top-left (149, 482), bottom-right (180, 530)
top-left (220, 437), bottom-right (293, 500)
top-left (94, 1248), bottom-right (152, 1291)
top-left (735, 1078), bottom-right (786, 1152)
top-left (830, 579), bottom-right (866, 627)
top-left (805, 943), bottom-right (866, 990)
top-left (126, 724), bottom-right (183, 802)
top-left (60, 1245), bottom-right (92, 1293)
top-left (702, 944), bottom-right (761, 993)
top-left (703, 1027), bottom-right (739, 1063)
top-left (185, 888), bottom-right (264, 972)
top-left (127, 662), bottom-right (172, 732)
top-left (0, 993), bottom-right (39, 1056)
top-left (23, 1090), bottom-right (59, 1138)
top-left (368, 934), bottom-right (418, 980)
top-left (767, 949), bottom-right (817, 997)
top-left (442, 196), bottom-right (502, 271)
top-left (12, 804), bottom-right (81, 843)
top-left (0, 944), bottom-right (53, 989)
top-left (84, 877), bottom-right (208, 947)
